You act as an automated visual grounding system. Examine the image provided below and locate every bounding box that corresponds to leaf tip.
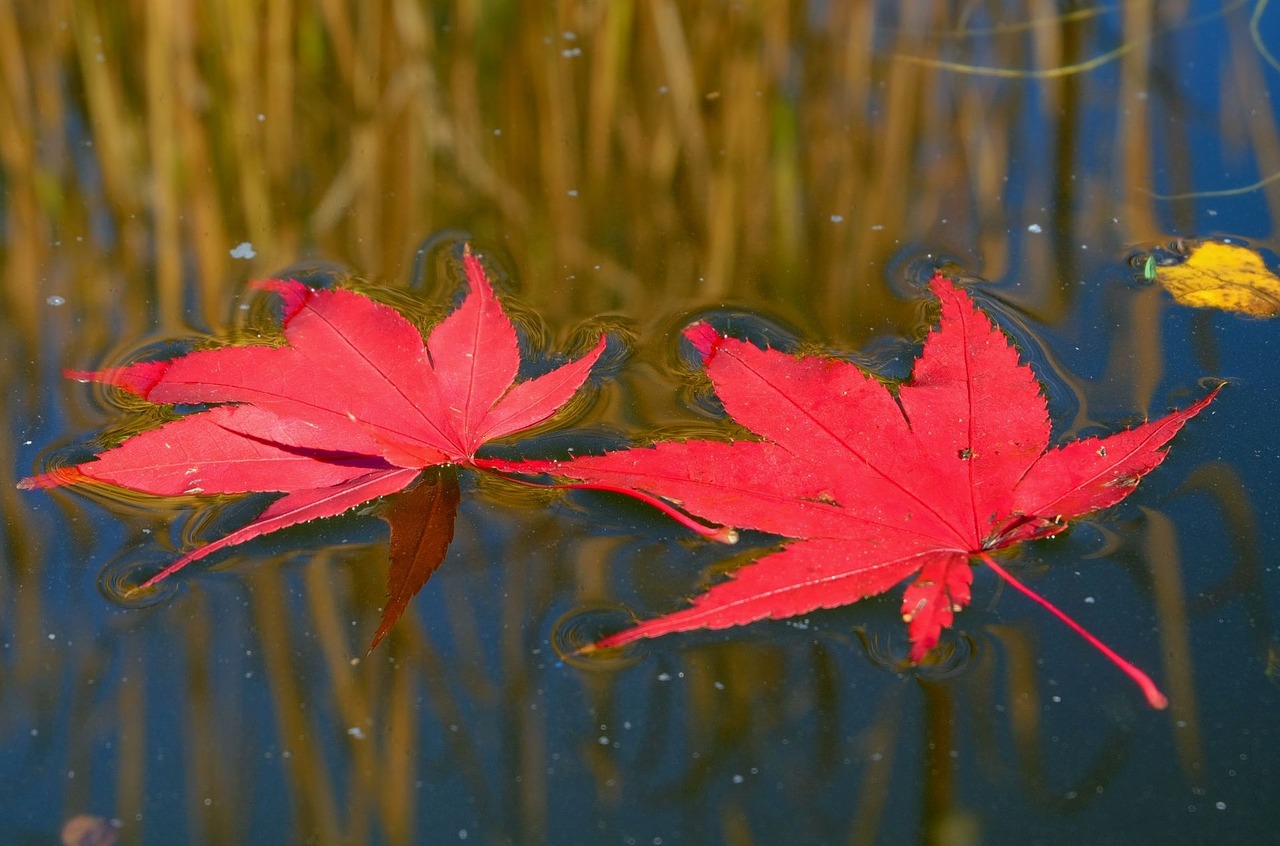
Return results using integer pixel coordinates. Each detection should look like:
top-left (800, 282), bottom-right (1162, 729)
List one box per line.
top-left (590, 629), bottom-right (637, 652)
top-left (927, 269), bottom-right (957, 294)
top-left (682, 322), bottom-right (722, 362)
top-left (17, 466), bottom-right (85, 490)
top-left (63, 368), bottom-right (98, 383)
top-left (251, 278), bottom-right (313, 324)
top-left (462, 244), bottom-right (496, 301)
top-left (63, 360), bottom-right (170, 396)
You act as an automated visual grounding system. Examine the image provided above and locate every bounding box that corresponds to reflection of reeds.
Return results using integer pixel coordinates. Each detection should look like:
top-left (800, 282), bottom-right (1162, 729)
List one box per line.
top-left (3, 2), bottom-right (1271, 340)
top-left (2, 2), bottom-right (1276, 842)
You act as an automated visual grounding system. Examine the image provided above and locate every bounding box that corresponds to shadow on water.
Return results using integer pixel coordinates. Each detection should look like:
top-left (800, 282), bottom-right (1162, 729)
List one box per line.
top-left (2, 2), bottom-right (1280, 844)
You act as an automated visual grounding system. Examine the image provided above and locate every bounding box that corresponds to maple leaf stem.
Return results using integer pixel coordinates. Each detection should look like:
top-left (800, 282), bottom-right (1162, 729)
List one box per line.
top-left (977, 553), bottom-right (1168, 710)
top-left (491, 471), bottom-right (739, 544)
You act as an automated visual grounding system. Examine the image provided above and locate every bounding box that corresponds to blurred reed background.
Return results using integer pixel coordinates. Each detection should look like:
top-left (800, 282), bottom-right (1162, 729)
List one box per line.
top-left (1, 1), bottom-right (1277, 844)
top-left (5, 1), bottom-right (1277, 339)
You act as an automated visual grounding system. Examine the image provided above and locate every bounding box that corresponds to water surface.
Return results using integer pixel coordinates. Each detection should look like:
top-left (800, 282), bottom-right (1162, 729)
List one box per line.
top-left (2, 3), bottom-right (1279, 844)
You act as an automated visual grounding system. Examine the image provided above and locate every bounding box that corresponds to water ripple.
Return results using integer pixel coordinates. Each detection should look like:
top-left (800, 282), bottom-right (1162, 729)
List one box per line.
top-left (97, 551), bottom-right (183, 608)
top-left (856, 627), bottom-right (976, 680)
top-left (551, 602), bottom-right (646, 671)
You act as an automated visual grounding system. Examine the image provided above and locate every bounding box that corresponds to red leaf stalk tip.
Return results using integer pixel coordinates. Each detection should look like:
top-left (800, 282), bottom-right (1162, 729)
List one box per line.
top-left (978, 553), bottom-right (1168, 709)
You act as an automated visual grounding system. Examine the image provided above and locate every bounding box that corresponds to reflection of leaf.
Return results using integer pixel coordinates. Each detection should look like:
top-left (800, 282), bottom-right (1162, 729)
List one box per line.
top-left (1156, 241), bottom-right (1280, 317)
top-left (370, 467), bottom-right (461, 652)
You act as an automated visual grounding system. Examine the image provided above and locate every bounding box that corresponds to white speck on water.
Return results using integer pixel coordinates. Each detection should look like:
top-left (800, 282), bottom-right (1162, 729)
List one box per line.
top-left (561, 47), bottom-right (582, 58)
top-left (563, 31), bottom-right (577, 40)
top-left (871, 224), bottom-right (884, 231)
top-left (46, 295), bottom-right (66, 306)
top-left (230, 242), bottom-right (256, 260)
top-left (1084, 596), bottom-right (1096, 604)
top-left (1216, 801), bottom-right (1226, 810)
top-left (656, 672), bottom-right (671, 682)
top-left (830, 214), bottom-right (844, 223)
top-left (732, 774), bottom-right (744, 784)
top-left (1027, 223), bottom-right (1043, 233)
top-left (493, 128), bottom-right (502, 136)
top-left (567, 189), bottom-right (579, 197)
top-left (257, 114), bottom-right (265, 122)
top-left (347, 727), bottom-right (365, 740)
top-left (598, 736), bottom-right (609, 745)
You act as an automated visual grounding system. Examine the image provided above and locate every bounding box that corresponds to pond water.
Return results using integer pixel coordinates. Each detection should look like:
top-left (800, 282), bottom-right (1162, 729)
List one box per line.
top-left (3, 2), bottom-right (1280, 844)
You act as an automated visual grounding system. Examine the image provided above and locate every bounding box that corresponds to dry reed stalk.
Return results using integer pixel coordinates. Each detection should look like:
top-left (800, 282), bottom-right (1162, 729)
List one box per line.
top-left (1141, 508), bottom-right (1204, 779)
top-left (251, 570), bottom-right (345, 843)
top-left (144, 0), bottom-right (184, 330)
top-left (117, 650), bottom-right (147, 839)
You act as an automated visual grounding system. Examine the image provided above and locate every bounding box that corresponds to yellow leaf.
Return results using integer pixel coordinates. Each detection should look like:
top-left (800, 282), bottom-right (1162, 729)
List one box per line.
top-left (1156, 241), bottom-right (1280, 317)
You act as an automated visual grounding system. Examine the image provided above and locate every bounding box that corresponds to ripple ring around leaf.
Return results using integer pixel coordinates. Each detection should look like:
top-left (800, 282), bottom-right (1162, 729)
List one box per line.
top-left (552, 602), bottom-right (647, 671)
top-left (857, 628), bottom-right (976, 680)
top-left (97, 551), bottom-right (184, 608)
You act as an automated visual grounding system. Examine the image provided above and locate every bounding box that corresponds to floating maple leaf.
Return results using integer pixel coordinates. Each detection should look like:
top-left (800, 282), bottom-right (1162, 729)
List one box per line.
top-left (20, 248), bottom-right (604, 648)
top-left (486, 273), bottom-right (1219, 708)
top-left (1151, 240), bottom-right (1280, 318)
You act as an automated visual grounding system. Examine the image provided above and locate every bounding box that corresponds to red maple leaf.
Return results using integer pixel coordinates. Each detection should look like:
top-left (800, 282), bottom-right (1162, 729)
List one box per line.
top-left (485, 273), bottom-right (1219, 708)
top-left (20, 248), bottom-right (604, 646)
